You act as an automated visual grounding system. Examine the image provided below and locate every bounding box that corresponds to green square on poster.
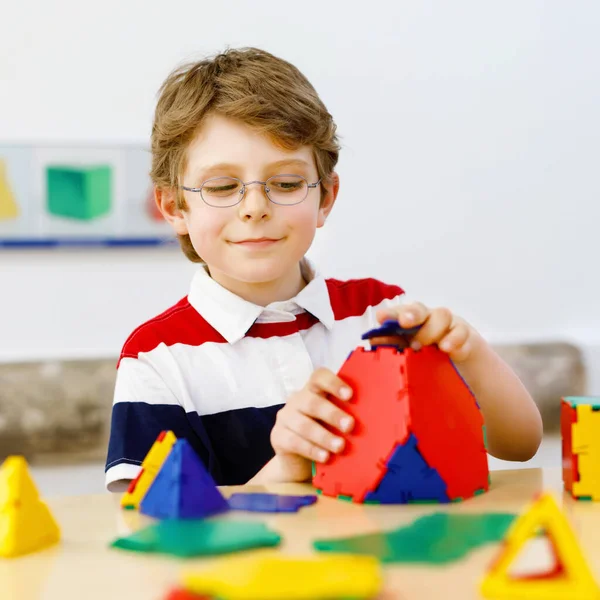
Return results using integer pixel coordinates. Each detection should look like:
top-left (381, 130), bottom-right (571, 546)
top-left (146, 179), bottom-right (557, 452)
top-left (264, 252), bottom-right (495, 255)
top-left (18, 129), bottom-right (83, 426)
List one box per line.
top-left (46, 165), bottom-right (112, 220)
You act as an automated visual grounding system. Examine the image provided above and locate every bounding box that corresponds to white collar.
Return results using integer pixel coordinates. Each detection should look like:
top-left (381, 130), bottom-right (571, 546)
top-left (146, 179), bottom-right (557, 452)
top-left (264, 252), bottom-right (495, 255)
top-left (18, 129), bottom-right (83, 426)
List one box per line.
top-left (188, 257), bottom-right (334, 344)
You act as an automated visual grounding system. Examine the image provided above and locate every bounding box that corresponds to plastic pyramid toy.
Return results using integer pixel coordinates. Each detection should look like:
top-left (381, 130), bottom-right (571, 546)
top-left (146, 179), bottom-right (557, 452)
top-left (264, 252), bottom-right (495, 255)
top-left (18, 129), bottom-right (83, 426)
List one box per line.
top-left (121, 430), bottom-right (177, 510)
top-left (0, 456), bottom-right (60, 557)
top-left (313, 320), bottom-right (489, 503)
top-left (0, 160), bottom-right (19, 220)
top-left (481, 492), bottom-right (600, 599)
top-left (139, 439), bottom-right (229, 519)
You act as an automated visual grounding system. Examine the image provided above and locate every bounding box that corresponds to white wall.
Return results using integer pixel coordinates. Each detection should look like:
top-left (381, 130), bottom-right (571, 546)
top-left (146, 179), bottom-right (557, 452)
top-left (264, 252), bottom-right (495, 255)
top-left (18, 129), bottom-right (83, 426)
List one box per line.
top-left (1, 1), bottom-right (599, 388)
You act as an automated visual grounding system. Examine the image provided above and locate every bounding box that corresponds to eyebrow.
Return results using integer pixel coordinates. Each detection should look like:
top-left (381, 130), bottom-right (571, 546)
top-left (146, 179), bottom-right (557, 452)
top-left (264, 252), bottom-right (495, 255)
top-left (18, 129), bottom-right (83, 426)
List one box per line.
top-left (192, 159), bottom-right (312, 181)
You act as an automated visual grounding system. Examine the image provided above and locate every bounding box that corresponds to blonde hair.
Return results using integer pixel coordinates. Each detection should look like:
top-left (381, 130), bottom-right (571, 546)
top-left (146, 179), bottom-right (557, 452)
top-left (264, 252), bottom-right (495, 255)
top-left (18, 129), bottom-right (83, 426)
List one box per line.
top-left (150, 47), bottom-right (340, 262)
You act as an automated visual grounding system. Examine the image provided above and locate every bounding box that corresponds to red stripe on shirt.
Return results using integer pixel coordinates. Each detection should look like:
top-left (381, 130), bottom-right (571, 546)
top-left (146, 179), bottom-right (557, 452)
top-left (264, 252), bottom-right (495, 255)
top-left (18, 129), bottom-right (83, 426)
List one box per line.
top-left (326, 278), bottom-right (404, 321)
top-left (119, 278), bottom-right (403, 364)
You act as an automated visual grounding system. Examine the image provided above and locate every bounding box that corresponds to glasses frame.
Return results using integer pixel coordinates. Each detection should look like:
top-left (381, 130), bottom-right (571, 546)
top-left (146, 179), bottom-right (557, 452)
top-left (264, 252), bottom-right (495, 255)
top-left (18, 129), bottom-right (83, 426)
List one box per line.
top-left (180, 174), bottom-right (322, 208)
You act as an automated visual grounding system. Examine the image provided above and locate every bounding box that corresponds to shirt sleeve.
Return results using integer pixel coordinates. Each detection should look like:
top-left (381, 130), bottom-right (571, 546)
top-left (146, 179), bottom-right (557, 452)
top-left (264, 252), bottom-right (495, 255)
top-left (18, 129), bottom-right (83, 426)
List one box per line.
top-left (104, 355), bottom-right (211, 492)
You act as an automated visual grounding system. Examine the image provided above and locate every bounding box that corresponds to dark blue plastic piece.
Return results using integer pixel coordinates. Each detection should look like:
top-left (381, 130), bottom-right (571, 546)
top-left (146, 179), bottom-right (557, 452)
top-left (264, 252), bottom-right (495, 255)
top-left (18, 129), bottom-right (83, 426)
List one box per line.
top-left (139, 439), bottom-right (230, 519)
top-left (228, 493), bottom-right (318, 513)
top-left (361, 319), bottom-right (422, 341)
top-left (365, 434), bottom-right (450, 504)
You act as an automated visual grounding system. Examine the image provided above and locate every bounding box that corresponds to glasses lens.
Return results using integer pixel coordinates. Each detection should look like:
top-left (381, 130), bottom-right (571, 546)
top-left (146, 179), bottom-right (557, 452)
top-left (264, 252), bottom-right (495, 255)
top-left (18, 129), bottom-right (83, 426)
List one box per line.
top-left (266, 175), bottom-right (307, 205)
top-left (201, 177), bottom-right (242, 206)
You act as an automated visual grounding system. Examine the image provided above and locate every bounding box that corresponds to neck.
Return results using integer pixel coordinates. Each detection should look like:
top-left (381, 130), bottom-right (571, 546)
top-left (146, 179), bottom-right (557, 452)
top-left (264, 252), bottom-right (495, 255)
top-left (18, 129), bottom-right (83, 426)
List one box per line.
top-left (207, 262), bottom-right (307, 307)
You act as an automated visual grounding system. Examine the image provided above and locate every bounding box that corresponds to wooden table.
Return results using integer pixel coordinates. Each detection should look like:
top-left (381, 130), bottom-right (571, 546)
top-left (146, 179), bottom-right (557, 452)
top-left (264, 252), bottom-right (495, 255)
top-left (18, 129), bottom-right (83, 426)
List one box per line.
top-left (1, 467), bottom-right (598, 600)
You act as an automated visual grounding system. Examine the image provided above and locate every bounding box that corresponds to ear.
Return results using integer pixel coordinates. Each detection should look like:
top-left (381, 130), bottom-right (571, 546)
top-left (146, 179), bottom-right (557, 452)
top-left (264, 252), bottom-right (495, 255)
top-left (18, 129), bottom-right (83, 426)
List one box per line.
top-left (155, 187), bottom-right (189, 235)
top-left (317, 171), bottom-right (339, 228)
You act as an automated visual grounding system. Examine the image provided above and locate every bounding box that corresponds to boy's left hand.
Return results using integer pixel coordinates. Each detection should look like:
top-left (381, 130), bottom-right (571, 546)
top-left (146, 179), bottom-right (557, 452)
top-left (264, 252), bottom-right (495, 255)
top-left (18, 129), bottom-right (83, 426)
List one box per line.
top-left (375, 303), bottom-right (482, 363)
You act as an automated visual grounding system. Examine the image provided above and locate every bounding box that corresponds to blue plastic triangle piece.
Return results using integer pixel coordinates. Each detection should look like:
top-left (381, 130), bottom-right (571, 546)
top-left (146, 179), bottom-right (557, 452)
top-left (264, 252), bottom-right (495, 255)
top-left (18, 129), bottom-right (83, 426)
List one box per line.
top-left (365, 434), bottom-right (450, 504)
top-left (139, 439), bottom-right (229, 519)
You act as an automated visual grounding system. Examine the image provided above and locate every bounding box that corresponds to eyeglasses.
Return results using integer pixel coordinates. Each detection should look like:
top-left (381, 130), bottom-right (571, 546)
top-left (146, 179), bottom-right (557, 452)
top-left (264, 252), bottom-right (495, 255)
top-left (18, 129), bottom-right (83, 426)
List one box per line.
top-left (180, 174), bottom-right (322, 208)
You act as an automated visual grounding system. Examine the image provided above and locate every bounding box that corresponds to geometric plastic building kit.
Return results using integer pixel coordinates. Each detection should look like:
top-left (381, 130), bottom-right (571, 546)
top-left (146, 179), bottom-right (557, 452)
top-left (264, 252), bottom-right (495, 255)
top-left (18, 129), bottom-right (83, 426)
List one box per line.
top-left (481, 492), bottom-right (600, 600)
top-left (46, 164), bottom-right (112, 220)
top-left (562, 396), bottom-right (600, 501)
top-left (0, 456), bottom-right (61, 558)
top-left (227, 493), bottom-right (317, 513)
top-left (314, 512), bottom-right (516, 564)
top-left (121, 431), bottom-right (177, 509)
top-left (182, 554), bottom-right (382, 600)
top-left (111, 519), bottom-right (281, 558)
top-left (139, 439), bottom-right (229, 520)
top-left (313, 319), bottom-right (489, 503)
top-left (121, 430), bottom-right (177, 510)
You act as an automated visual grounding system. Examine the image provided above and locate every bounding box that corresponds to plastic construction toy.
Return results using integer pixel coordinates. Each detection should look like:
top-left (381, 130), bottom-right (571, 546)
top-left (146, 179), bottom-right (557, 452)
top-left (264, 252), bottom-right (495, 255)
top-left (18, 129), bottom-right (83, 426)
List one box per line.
top-left (139, 439), bottom-right (229, 520)
top-left (227, 493), bottom-right (317, 513)
top-left (314, 511), bottom-right (516, 564)
top-left (481, 492), bottom-right (600, 600)
top-left (182, 554), bottom-right (382, 600)
top-left (121, 430), bottom-right (177, 510)
top-left (0, 456), bottom-right (60, 558)
top-left (313, 319), bottom-right (489, 504)
top-left (562, 396), bottom-right (600, 501)
top-left (111, 519), bottom-right (281, 558)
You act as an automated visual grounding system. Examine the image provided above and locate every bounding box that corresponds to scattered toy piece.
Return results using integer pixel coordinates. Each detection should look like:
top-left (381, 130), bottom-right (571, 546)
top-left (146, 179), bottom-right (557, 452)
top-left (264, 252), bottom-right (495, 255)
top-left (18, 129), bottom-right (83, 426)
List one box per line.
top-left (227, 493), bottom-right (317, 513)
top-left (481, 492), bottom-right (600, 599)
top-left (111, 519), bottom-right (281, 558)
top-left (121, 430), bottom-right (177, 510)
top-left (0, 456), bottom-right (60, 558)
top-left (140, 439), bottom-right (229, 520)
top-left (314, 512), bottom-right (515, 563)
top-left (182, 554), bottom-right (382, 599)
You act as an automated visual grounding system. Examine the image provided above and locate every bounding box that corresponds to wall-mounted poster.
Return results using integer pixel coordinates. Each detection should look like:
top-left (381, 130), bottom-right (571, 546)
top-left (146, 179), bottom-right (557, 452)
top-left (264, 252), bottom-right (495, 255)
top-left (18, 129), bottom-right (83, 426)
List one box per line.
top-left (0, 144), bottom-right (175, 247)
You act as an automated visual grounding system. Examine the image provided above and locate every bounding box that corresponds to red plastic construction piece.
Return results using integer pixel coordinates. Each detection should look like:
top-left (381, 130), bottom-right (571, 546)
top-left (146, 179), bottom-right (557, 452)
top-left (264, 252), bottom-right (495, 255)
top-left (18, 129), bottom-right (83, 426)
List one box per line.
top-left (314, 345), bottom-right (488, 502)
top-left (402, 345), bottom-right (488, 500)
top-left (561, 400), bottom-right (578, 492)
top-left (313, 346), bottom-right (411, 501)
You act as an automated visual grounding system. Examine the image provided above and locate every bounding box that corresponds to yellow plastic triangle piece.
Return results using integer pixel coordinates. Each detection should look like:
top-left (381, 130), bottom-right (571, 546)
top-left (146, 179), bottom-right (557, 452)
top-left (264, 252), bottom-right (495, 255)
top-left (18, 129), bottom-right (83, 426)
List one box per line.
top-left (183, 554), bottom-right (382, 600)
top-left (0, 160), bottom-right (19, 220)
top-left (481, 492), bottom-right (600, 600)
top-left (120, 430), bottom-right (177, 509)
top-left (0, 456), bottom-right (60, 557)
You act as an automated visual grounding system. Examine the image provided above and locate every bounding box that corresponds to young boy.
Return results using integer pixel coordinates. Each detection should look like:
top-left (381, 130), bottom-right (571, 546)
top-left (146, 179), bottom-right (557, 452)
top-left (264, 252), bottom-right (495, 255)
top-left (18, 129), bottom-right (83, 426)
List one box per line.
top-left (105, 47), bottom-right (543, 492)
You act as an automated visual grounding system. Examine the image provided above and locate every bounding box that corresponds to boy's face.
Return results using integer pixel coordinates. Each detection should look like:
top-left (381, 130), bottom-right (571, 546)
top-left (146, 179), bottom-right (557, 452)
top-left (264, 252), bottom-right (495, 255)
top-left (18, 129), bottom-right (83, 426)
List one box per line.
top-left (160, 114), bottom-right (338, 293)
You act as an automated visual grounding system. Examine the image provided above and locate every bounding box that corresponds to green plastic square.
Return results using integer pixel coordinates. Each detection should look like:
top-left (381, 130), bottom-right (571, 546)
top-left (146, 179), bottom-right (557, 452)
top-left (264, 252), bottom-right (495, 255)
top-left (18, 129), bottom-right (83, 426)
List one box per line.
top-left (564, 396), bottom-right (600, 409)
top-left (47, 165), bottom-right (112, 220)
top-left (337, 494), bottom-right (354, 503)
top-left (111, 519), bottom-right (281, 558)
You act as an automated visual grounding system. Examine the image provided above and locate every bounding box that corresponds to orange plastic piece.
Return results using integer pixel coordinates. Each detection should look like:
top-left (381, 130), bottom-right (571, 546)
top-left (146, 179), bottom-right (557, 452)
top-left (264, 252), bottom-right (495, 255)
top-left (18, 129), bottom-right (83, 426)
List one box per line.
top-left (120, 430), bottom-right (177, 509)
top-left (562, 399), bottom-right (578, 493)
top-left (0, 456), bottom-right (60, 557)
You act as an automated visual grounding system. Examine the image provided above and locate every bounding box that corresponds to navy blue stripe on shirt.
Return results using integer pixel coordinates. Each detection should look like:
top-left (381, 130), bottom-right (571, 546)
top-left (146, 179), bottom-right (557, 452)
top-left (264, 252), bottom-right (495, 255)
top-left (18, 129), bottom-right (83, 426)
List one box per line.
top-left (106, 402), bottom-right (283, 486)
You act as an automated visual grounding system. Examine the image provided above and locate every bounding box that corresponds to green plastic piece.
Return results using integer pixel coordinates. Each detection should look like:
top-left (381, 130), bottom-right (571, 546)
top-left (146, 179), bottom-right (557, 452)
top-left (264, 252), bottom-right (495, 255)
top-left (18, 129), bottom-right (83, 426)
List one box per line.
top-left (563, 396), bottom-right (600, 408)
top-left (363, 500), bottom-right (380, 505)
top-left (482, 424), bottom-right (488, 450)
top-left (316, 488), bottom-right (322, 495)
top-left (337, 495), bottom-right (354, 503)
top-left (122, 504), bottom-right (135, 511)
top-left (314, 512), bottom-right (516, 564)
top-left (111, 519), bottom-right (281, 558)
top-left (451, 497), bottom-right (464, 503)
top-left (576, 496), bottom-right (593, 501)
top-left (311, 461), bottom-right (316, 478)
top-left (474, 488), bottom-right (486, 496)
top-left (46, 165), bottom-right (112, 220)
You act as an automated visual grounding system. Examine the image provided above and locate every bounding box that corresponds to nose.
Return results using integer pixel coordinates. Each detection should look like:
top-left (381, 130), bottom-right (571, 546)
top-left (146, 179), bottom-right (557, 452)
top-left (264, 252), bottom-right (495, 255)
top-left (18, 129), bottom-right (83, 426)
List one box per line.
top-left (238, 182), bottom-right (271, 221)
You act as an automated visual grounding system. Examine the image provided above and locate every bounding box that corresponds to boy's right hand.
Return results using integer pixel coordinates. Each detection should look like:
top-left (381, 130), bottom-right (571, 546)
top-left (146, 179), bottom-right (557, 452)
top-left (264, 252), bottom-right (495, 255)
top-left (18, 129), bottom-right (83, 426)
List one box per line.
top-left (270, 368), bottom-right (355, 482)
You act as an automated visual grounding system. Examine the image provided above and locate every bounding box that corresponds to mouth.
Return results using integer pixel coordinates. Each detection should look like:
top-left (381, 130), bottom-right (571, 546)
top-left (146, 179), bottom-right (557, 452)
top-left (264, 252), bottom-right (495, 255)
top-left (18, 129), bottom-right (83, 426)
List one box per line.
top-left (230, 237), bottom-right (282, 248)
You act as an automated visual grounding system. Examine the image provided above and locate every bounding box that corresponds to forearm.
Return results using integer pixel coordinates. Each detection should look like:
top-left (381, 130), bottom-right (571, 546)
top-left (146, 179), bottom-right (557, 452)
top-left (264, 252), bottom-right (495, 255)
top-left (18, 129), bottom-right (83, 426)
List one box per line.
top-left (455, 336), bottom-right (543, 461)
top-left (246, 455), bottom-right (300, 485)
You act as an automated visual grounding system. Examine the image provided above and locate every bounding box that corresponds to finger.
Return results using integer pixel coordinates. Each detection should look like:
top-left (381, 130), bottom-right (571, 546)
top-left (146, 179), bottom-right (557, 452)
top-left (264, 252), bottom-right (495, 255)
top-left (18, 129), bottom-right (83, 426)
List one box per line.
top-left (413, 307), bottom-right (453, 346)
top-left (283, 411), bottom-right (347, 454)
top-left (292, 391), bottom-right (354, 434)
top-left (308, 367), bottom-right (353, 401)
top-left (271, 426), bottom-right (331, 463)
top-left (439, 322), bottom-right (470, 354)
top-left (395, 302), bottom-right (429, 328)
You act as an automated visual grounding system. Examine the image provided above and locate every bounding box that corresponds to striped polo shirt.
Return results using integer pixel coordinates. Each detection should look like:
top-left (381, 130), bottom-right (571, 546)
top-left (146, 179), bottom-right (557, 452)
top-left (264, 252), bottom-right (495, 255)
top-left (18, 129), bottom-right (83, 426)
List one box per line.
top-left (105, 259), bottom-right (404, 491)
